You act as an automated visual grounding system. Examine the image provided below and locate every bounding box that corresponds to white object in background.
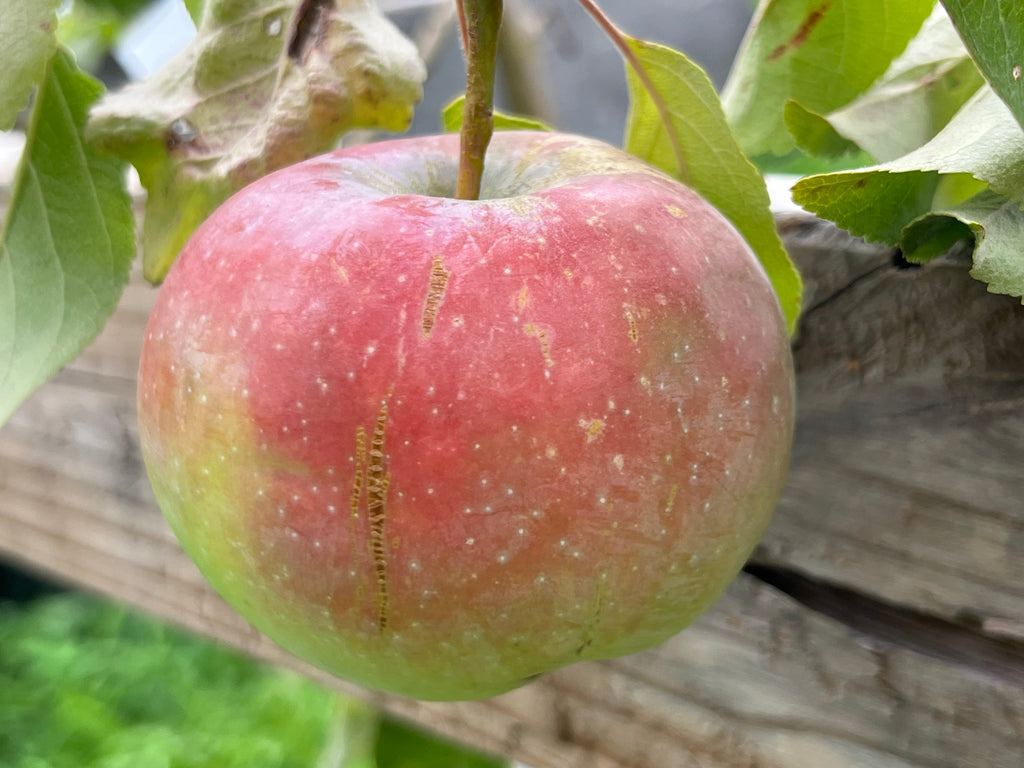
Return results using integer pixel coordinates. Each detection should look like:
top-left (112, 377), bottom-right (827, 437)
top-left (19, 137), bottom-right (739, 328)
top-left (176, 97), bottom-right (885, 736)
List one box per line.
top-left (765, 173), bottom-right (802, 214)
top-left (0, 132), bottom-right (26, 184)
top-left (114, 0), bottom-right (196, 81)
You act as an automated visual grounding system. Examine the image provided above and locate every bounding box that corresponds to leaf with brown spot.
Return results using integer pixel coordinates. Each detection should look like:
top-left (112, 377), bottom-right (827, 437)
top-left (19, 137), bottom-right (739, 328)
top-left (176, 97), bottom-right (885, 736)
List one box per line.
top-left (768, 1), bottom-right (832, 61)
top-left (87, 0), bottom-right (426, 283)
top-left (785, 8), bottom-right (984, 163)
top-left (723, 0), bottom-right (935, 157)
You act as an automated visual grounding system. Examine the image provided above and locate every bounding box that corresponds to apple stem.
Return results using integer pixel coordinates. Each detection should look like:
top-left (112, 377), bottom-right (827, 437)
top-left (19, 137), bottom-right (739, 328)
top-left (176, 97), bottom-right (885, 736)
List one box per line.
top-left (456, 0), bottom-right (503, 200)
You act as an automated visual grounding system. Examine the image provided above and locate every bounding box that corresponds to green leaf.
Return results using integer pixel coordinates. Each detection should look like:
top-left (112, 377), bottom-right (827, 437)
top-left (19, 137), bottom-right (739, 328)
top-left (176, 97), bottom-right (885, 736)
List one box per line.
top-left (722, 0), bottom-right (935, 157)
top-left (793, 87), bottom-right (1024, 300)
top-left (786, 7), bottom-right (985, 163)
top-left (942, 0), bottom-right (1024, 130)
top-left (784, 101), bottom-right (860, 159)
top-left (900, 190), bottom-right (1024, 297)
top-left (0, 0), bottom-right (62, 129)
top-left (183, 0), bottom-right (205, 25)
top-left (87, 0), bottom-right (426, 283)
top-left (442, 95), bottom-right (553, 132)
top-left (0, 47), bottom-right (135, 427)
top-left (622, 37), bottom-right (802, 334)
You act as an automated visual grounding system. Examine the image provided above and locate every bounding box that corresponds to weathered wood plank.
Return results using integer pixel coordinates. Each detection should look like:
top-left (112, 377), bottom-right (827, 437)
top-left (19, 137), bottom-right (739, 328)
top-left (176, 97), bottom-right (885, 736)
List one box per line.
top-left (2, 217), bottom-right (1023, 767)
top-left (754, 217), bottom-right (1024, 636)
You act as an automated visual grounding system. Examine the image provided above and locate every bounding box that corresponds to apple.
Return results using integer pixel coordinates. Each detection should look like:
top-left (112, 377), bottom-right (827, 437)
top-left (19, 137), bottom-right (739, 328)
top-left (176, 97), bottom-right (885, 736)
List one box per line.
top-left (137, 130), bottom-right (794, 701)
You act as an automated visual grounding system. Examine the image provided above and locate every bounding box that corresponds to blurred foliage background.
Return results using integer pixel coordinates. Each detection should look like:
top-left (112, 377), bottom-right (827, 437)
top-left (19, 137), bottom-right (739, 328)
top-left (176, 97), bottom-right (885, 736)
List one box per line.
top-left (0, 564), bottom-right (508, 768)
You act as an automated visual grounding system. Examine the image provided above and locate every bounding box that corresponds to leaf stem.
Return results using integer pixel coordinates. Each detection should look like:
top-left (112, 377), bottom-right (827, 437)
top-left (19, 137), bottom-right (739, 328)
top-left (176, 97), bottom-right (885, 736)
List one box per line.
top-left (574, 0), bottom-right (689, 183)
top-left (456, 0), bottom-right (503, 200)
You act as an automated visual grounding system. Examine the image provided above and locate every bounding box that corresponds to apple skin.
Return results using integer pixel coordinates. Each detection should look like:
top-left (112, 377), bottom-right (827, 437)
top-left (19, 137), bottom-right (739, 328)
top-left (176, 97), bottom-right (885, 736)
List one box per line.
top-left (138, 130), bottom-right (794, 701)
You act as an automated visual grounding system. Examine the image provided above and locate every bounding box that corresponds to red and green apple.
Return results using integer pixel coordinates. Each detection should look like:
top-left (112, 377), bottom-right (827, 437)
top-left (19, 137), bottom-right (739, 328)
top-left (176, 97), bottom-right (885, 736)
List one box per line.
top-left (137, 130), bottom-right (794, 700)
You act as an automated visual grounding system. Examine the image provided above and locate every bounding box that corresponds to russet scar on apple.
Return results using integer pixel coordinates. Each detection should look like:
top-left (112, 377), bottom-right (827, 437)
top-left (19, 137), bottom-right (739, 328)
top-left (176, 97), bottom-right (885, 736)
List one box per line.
top-left (421, 254), bottom-right (451, 338)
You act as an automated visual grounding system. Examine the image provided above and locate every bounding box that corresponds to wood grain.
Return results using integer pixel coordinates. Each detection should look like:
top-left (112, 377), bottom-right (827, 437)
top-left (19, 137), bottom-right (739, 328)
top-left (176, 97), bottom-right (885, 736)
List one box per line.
top-left (2, 217), bottom-right (1023, 767)
top-left (758, 217), bottom-right (1024, 636)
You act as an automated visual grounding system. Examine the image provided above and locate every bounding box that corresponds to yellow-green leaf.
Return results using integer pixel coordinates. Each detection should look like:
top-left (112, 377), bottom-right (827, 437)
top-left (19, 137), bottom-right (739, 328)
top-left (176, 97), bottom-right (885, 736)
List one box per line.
top-left (623, 37), bottom-right (801, 334)
top-left (442, 95), bottom-right (553, 132)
